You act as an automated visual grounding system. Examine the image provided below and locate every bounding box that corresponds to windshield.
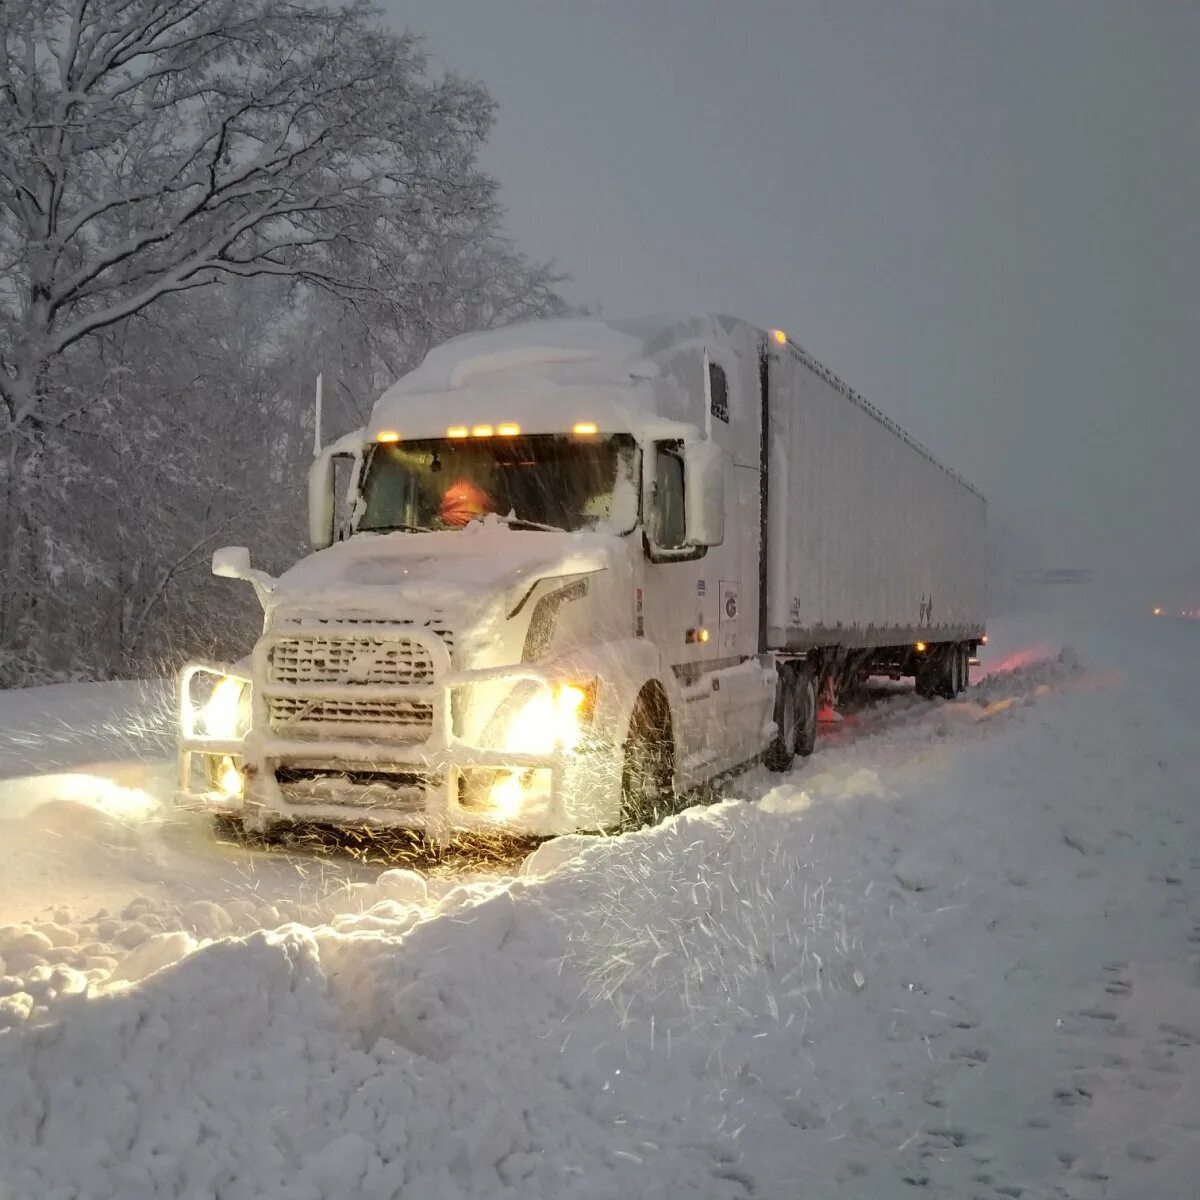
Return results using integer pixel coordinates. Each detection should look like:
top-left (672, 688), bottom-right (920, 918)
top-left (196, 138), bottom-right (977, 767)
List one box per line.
top-left (356, 434), bottom-right (640, 535)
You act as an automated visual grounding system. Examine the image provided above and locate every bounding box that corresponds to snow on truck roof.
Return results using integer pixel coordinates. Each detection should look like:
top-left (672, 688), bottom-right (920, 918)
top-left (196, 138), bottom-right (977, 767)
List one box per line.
top-left (371, 315), bottom-right (984, 500)
top-left (369, 315), bottom-right (732, 440)
top-left (384, 317), bottom-right (668, 394)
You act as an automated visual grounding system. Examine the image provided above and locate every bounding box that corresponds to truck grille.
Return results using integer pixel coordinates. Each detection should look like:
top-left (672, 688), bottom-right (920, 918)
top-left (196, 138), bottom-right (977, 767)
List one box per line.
top-left (267, 695), bottom-right (434, 738)
top-left (268, 633), bottom-right (437, 687)
top-left (264, 625), bottom-right (452, 740)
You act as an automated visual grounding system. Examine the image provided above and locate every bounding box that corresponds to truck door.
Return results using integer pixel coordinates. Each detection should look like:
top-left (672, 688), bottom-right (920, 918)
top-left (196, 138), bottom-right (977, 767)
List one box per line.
top-left (640, 440), bottom-right (728, 779)
top-left (641, 389), bottom-right (761, 777)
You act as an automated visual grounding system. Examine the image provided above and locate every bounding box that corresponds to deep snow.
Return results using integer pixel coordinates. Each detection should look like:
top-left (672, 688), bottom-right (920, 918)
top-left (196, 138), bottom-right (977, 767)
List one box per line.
top-left (0, 615), bottom-right (1197, 1198)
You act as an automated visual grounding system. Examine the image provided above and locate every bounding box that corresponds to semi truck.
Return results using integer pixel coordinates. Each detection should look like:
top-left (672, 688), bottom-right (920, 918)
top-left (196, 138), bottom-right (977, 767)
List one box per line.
top-left (177, 315), bottom-right (986, 837)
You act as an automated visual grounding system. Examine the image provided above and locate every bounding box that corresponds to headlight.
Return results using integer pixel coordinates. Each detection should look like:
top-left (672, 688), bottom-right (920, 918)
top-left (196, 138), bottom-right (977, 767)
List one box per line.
top-left (504, 681), bottom-right (594, 754)
top-left (200, 675), bottom-right (250, 739)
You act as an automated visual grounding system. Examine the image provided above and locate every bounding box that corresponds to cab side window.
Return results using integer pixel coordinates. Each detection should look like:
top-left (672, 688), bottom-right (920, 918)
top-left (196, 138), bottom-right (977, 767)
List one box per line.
top-left (709, 362), bottom-right (729, 423)
top-left (653, 443), bottom-right (686, 550)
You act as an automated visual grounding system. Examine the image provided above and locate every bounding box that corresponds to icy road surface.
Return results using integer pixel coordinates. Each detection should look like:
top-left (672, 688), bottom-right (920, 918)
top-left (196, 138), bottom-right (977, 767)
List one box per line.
top-left (1, 616), bottom-right (1198, 1199)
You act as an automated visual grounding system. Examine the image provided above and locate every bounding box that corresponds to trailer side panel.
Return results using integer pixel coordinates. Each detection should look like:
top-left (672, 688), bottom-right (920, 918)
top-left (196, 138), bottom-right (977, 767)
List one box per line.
top-left (766, 341), bottom-right (986, 650)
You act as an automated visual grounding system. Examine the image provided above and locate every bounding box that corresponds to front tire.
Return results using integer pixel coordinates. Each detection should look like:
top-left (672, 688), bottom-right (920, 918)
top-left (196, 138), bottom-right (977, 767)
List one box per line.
top-left (620, 695), bottom-right (676, 831)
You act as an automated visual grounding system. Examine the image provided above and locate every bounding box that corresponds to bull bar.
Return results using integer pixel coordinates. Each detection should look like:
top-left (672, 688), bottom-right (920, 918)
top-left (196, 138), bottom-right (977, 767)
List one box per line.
top-left (177, 623), bottom-right (574, 833)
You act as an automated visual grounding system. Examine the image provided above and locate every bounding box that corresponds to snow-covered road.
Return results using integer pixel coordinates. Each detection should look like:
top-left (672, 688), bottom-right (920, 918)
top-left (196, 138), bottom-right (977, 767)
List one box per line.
top-left (1, 616), bottom-right (1197, 1199)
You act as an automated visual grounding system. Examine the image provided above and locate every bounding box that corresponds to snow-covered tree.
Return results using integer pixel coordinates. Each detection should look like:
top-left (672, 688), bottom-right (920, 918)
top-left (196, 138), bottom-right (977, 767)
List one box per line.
top-left (0, 0), bottom-right (565, 682)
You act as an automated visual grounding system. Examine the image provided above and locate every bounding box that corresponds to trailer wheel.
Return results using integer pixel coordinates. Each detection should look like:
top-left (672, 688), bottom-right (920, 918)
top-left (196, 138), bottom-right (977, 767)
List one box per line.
top-left (620, 691), bottom-right (677, 830)
top-left (959, 645), bottom-right (971, 692)
top-left (916, 649), bottom-right (955, 700)
top-left (915, 664), bottom-right (936, 699)
top-left (938, 649), bottom-right (956, 699)
top-left (952, 645), bottom-right (966, 695)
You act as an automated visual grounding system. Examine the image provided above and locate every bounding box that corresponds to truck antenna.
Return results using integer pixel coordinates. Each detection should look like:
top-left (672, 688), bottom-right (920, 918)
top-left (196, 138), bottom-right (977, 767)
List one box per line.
top-left (313, 372), bottom-right (323, 459)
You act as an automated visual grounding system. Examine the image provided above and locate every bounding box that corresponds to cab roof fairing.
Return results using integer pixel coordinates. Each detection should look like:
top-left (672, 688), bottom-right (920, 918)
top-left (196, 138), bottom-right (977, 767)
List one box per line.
top-left (365, 314), bottom-right (761, 443)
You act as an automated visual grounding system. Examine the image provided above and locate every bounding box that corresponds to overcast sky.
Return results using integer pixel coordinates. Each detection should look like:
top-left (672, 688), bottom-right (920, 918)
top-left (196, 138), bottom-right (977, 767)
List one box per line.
top-left (381, 0), bottom-right (1198, 608)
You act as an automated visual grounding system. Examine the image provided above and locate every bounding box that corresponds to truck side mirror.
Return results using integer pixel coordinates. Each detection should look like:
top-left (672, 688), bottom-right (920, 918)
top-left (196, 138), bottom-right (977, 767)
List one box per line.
top-left (212, 546), bottom-right (252, 578)
top-left (308, 449), bottom-right (336, 549)
top-left (211, 544), bottom-right (275, 607)
top-left (684, 440), bottom-right (726, 547)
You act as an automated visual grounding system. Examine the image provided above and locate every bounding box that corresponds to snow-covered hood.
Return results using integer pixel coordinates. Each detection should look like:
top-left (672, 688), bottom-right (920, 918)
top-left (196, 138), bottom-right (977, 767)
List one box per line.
top-left (268, 524), bottom-right (617, 624)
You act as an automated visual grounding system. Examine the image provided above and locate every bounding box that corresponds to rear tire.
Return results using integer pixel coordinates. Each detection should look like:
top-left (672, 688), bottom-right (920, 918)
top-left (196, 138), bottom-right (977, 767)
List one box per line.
top-left (620, 694), bottom-right (677, 831)
top-left (917, 648), bottom-right (956, 699)
top-left (915, 661), bottom-right (937, 698)
top-left (938, 648), bottom-right (958, 699)
top-left (795, 671), bottom-right (818, 757)
top-left (764, 669), bottom-right (800, 772)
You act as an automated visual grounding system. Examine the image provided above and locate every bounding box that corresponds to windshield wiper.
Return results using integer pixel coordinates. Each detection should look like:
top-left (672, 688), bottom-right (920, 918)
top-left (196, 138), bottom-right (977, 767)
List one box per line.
top-left (489, 514), bottom-right (567, 533)
top-left (362, 523), bottom-right (436, 533)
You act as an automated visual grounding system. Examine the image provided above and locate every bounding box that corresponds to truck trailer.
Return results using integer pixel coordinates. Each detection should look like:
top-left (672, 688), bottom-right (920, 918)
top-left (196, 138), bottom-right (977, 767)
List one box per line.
top-left (177, 315), bottom-right (986, 837)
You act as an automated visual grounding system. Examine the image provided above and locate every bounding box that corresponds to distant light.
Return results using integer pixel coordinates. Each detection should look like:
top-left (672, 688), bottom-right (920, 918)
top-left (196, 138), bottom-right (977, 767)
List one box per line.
top-left (375, 430), bottom-right (401, 443)
top-left (770, 329), bottom-right (788, 345)
top-left (472, 424), bottom-right (494, 437)
top-left (915, 641), bottom-right (927, 653)
top-left (572, 421), bottom-right (599, 436)
top-left (447, 426), bottom-right (469, 438)
top-left (1153, 607), bottom-right (1163, 616)
top-left (980, 634), bottom-right (989, 645)
top-left (497, 422), bottom-right (521, 436)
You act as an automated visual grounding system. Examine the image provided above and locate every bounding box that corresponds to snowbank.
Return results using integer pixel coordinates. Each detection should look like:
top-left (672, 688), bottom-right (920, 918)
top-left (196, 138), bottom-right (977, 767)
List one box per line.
top-left (1, 617), bottom-right (1198, 1198)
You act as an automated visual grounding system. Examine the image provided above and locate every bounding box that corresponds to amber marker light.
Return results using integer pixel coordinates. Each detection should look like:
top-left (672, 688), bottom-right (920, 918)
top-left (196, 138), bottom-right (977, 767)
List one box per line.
top-left (472, 424), bottom-right (494, 437)
top-left (375, 430), bottom-right (401, 443)
top-left (915, 641), bottom-right (927, 653)
top-left (447, 426), bottom-right (469, 438)
top-left (771, 329), bottom-right (788, 345)
top-left (572, 421), bottom-right (599, 436)
top-left (497, 422), bottom-right (521, 436)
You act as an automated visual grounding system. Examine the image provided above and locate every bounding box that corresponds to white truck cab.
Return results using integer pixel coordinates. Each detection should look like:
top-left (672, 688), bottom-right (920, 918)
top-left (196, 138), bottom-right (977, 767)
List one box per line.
top-left (178, 316), bottom-right (781, 837)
